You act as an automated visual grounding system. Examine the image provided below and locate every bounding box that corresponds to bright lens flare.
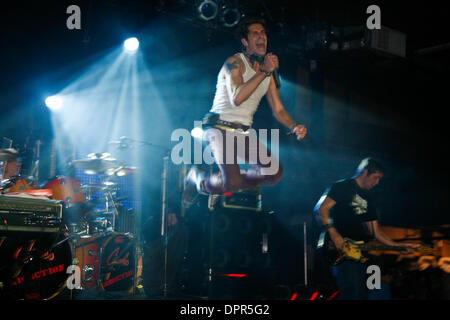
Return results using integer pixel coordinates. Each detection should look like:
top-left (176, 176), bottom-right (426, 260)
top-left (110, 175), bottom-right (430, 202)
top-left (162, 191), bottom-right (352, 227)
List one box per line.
top-left (45, 95), bottom-right (63, 110)
top-left (191, 127), bottom-right (204, 140)
top-left (123, 37), bottom-right (139, 52)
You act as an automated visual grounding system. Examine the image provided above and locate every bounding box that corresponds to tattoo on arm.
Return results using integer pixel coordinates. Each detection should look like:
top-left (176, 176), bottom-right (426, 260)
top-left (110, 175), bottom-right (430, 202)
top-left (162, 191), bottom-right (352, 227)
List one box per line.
top-left (224, 58), bottom-right (244, 102)
top-left (225, 60), bottom-right (240, 73)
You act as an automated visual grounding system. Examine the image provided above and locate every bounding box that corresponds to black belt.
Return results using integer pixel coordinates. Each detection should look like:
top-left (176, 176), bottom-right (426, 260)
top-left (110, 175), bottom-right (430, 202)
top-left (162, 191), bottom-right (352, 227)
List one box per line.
top-left (202, 112), bottom-right (250, 132)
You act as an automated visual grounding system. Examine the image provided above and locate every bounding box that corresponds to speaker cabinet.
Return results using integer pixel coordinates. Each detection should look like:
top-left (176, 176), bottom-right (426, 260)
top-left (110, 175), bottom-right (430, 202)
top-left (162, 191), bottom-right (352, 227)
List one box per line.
top-left (207, 208), bottom-right (275, 299)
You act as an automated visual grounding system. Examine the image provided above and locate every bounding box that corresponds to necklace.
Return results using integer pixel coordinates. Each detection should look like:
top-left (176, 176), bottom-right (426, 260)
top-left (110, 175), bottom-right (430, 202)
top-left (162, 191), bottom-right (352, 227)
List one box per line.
top-left (243, 52), bottom-right (265, 65)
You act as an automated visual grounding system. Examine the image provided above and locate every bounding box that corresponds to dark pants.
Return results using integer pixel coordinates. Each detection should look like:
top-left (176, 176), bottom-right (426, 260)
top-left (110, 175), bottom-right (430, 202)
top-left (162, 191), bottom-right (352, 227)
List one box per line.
top-left (332, 261), bottom-right (369, 300)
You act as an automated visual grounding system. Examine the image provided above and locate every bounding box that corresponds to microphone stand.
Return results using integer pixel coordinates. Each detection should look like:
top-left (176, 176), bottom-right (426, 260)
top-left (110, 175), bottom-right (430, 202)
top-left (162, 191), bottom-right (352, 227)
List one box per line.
top-left (116, 136), bottom-right (169, 153)
top-left (111, 137), bottom-right (172, 298)
top-left (303, 221), bottom-right (308, 287)
top-left (161, 155), bottom-right (169, 298)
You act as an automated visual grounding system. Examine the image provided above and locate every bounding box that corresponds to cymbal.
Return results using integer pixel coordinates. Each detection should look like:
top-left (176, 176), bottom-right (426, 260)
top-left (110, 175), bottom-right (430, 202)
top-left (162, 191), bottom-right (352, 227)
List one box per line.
top-left (70, 157), bottom-right (120, 174)
top-left (86, 210), bottom-right (115, 219)
top-left (81, 181), bottom-right (118, 189)
top-left (0, 148), bottom-right (19, 162)
top-left (87, 152), bottom-right (111, 159)
top-left (114, 166), bottom-right (139, 177)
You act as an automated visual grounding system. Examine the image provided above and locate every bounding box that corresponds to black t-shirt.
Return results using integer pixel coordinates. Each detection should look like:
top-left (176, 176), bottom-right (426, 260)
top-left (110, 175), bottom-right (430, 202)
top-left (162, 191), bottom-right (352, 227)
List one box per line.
top-left (324, 178), bottom-right (378, 241)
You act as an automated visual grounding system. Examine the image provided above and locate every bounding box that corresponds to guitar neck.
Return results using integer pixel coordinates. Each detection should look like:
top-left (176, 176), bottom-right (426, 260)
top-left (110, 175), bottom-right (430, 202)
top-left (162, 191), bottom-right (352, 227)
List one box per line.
top-left (358, 244), bottom-right (404, 252)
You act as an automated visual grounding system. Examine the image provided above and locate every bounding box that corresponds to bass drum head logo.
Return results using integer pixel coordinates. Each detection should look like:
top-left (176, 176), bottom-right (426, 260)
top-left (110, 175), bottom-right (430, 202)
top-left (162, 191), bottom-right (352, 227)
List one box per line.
top-left (99, 234), bottom-right (135, 292)
top-left (5, 236), bottom-right (72, 300)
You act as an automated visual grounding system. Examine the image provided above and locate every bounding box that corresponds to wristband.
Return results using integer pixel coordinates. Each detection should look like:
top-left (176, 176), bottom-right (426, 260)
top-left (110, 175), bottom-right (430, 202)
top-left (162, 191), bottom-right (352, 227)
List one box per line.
top-left (289, 123), bottom-right (297, 132)
top-left (323, 218), bottom-right (334, 229)
top-left (261, 69), bottom-right (272, 77)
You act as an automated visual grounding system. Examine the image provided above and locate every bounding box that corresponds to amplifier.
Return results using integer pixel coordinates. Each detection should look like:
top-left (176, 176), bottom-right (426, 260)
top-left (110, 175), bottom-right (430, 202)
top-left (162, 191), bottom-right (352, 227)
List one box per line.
top-left (0, 195), bottom-right (63, 233)
top-left (211, 188), bottom-right (261, 212)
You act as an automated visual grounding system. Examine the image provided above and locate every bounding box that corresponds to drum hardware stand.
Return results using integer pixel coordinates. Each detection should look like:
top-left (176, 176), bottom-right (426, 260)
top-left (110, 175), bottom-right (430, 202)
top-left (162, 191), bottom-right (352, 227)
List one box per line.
top-left (29, 139), bottom-right (42, 183)
top-left (1, 137), bottom-right (13, 179)
top-left (103, 187), bottom-right (119, 232)
top-left (49, 138), bottom-right (57, 178)
top-left (122, 139), bottom-right (171, 298)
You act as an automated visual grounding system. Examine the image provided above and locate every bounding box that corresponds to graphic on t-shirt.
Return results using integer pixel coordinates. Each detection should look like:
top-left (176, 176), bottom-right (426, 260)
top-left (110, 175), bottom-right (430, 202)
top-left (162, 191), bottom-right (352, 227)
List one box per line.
top-left (351, 194), bottom-right (367, 215)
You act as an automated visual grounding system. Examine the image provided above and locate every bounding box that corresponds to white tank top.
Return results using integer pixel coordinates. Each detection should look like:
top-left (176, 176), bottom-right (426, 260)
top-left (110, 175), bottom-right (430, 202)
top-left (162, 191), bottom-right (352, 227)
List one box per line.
top-left (210, 53), bottom-right (271, 126)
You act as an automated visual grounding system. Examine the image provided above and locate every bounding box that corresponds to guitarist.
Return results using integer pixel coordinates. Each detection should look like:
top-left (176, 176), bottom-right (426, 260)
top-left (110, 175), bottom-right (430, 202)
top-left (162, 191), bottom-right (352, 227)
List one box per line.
top-left (314, 158), bottom-right (412, 299)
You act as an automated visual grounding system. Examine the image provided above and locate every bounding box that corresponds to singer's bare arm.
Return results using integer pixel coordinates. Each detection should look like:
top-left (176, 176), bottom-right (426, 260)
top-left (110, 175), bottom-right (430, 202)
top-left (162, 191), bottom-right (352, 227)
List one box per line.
top-left (224, 55), bottom-right (269, 106)
top-left (266, 72), bottom-right (307, 140)
top-left (266, 75), bottom-right (296, 128)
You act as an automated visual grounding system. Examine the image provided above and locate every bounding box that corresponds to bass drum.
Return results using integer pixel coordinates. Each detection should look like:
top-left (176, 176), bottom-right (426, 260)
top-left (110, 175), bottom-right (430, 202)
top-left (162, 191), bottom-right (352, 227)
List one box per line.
top-left (3, 234), bottom-right (72, 300)
top-left (98, 233), bottom-right (136, 293)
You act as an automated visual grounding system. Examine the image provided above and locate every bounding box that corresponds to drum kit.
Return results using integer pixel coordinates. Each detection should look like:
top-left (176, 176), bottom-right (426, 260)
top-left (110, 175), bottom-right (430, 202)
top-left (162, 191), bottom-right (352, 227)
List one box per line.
top-left (1, 148), bottom-right (140, 300)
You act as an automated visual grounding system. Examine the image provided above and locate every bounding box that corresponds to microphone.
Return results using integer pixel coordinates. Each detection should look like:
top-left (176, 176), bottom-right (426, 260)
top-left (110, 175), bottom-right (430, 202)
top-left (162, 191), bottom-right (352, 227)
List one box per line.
top-left (243, 52), bottom-right (281, 88)
top-left (272, 68), bottom-right (281, 89)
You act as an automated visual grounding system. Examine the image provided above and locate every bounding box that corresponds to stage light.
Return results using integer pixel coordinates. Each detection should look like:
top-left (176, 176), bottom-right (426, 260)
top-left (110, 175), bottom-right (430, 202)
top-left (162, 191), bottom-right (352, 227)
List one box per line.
top-left (198, 0), bottom-right (218, 21)
top-left (123, 37), bottom-right (139, 52)
top-left (45, 95), bottom-right (63, 110)
top-left (191, 127), bottom-right (204, 140)
top-left (221, 8), bottom-right (240, 27)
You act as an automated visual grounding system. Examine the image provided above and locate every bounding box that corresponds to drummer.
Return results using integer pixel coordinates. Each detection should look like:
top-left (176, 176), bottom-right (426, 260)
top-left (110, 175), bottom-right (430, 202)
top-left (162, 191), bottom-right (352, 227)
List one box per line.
top-left (1, 156), bottom-right (35, 192)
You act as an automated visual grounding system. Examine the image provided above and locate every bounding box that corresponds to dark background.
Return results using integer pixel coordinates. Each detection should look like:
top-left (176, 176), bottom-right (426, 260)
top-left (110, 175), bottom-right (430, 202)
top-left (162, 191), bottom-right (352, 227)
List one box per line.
top-left (1, 0), bottom-right (449, 258)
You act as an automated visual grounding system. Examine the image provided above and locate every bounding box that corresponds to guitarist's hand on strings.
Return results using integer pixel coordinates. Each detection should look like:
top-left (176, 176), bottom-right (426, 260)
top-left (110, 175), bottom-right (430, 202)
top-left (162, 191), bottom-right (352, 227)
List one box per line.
top-left (328, 228), bottom-right (346, 251)
top-left (333, 236), bottom-right (346, 251)
top-left (398, 243), bottom-right (419, 255)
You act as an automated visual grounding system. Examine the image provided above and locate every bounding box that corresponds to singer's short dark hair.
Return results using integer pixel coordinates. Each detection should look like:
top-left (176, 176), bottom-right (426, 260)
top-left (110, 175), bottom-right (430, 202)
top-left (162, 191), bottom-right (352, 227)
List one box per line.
top-left (356, 157), bottom-right (384, 176)
top-left (235, 17), bottom-right (266, 41)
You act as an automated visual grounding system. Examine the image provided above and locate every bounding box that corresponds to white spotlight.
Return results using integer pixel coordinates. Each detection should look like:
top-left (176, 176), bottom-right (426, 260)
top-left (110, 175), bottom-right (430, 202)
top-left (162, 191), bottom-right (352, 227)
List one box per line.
top-left (191, 127), bottom-right (204, 140)
top-left (45, 95), bottom-right (63, 110)
top-left (124, 37), bottom-right (139, 52)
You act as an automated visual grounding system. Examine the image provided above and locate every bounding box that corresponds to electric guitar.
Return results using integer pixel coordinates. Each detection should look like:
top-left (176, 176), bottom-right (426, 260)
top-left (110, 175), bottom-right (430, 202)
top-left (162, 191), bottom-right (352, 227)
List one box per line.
top-left (317, 231), bottom-right (437, 265)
